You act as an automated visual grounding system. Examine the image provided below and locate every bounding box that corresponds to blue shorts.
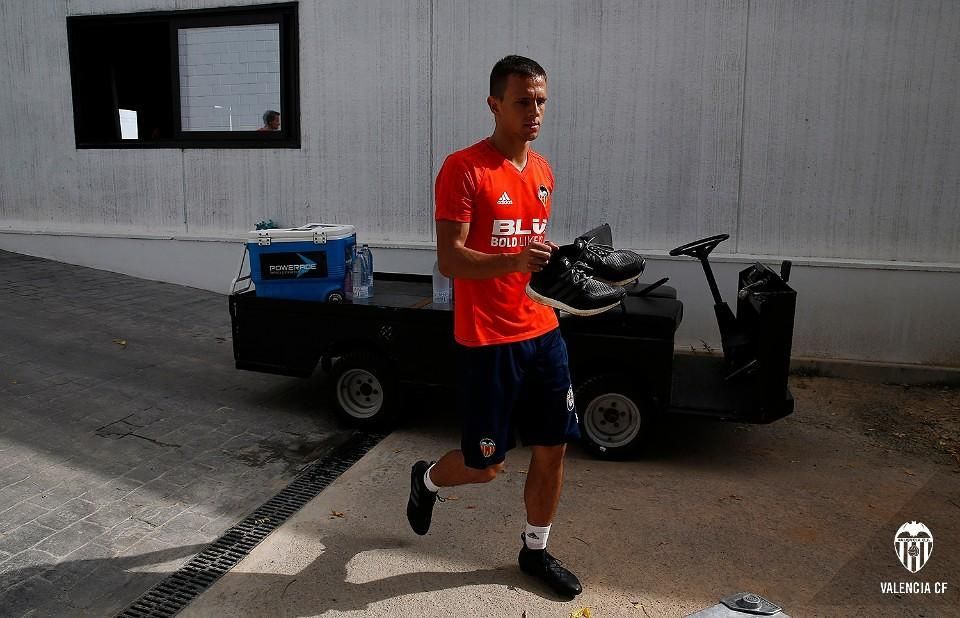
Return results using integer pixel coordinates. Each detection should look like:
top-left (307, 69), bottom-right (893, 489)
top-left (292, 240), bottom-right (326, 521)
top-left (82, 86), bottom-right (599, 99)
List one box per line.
top-left (458, 328), bottom-right (580, 469)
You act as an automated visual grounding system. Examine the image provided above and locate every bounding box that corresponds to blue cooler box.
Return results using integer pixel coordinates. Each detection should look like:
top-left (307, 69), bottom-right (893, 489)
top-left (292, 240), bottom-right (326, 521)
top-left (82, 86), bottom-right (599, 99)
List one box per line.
top-left (247, 223), bottom-right (356, 302)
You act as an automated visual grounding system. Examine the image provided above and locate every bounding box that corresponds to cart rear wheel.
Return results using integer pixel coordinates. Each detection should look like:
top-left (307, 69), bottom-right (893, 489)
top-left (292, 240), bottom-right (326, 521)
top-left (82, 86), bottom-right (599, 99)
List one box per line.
top-left (327, 291), bottom-right (345, 303)
top-left (329, 353), bottom-right (398, 428)
top-left (575, 376), bottom-right (648, 459)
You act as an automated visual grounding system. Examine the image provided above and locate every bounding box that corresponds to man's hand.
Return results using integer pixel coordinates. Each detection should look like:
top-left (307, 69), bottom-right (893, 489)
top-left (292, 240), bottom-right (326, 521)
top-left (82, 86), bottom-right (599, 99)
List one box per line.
top-left (516, 240), bottom-right (557, 273)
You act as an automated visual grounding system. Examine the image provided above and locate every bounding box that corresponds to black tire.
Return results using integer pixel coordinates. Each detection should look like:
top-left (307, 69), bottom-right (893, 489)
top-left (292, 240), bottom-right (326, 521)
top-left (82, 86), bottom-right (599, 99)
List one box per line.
top-left (575, 375), bottom-right (649, 460)
top-left (327, 291), bottom-right (345, 303)
top-left (328, 352), bottom-right (399, 429)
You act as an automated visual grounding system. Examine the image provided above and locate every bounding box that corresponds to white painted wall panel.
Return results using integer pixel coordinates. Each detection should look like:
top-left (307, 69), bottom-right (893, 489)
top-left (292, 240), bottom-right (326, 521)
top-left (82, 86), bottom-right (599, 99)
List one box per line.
top-left (0, 0), bottom-right (73, 226)
top-left (432, 1), bottom-right (747, 251)
top-left (740, 0), bottom-right (960, 261)
top-left (296, 0), bottom-right (432, 244)
top-left (74, 150), bottom-right (185, 232)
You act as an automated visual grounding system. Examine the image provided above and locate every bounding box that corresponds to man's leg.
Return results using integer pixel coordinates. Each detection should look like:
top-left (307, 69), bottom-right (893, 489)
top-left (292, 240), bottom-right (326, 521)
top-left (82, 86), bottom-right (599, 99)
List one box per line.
top-left (407, 340), bottom-right (521, 535)
top-left (517, 442), bottom-right (581, 598)
top-left (406, 451), bottom-right (504, 536)
top-left (524, 444), bottom-right (566, 526)
top-left (430, 450), bottom-right (504, 486)
top-left (515, 330), bottom-right (582, 598)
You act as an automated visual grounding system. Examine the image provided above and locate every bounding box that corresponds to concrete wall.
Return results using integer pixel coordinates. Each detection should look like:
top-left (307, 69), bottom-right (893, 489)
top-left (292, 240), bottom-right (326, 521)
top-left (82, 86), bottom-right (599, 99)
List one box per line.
top-left (0, 0), bottom-right (958, 367)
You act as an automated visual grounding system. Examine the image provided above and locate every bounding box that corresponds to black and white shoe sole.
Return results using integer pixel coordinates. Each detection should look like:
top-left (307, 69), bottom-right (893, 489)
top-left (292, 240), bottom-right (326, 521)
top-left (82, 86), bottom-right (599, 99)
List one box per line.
top-left (593, 273), bottom-right (641, 287)
top-left (525, 284), bottom-right (622, 317)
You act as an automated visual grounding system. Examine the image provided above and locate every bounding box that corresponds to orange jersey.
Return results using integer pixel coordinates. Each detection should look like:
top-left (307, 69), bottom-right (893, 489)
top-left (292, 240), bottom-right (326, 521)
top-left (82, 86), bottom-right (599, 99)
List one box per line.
top-left (435, 139), bottom-right (559, 347)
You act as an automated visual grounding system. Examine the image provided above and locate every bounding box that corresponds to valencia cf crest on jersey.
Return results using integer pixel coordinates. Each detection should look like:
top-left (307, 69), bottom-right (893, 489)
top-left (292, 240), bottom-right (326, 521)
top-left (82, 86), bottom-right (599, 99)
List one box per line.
top-left (538, 185), bottom-right (550, 206)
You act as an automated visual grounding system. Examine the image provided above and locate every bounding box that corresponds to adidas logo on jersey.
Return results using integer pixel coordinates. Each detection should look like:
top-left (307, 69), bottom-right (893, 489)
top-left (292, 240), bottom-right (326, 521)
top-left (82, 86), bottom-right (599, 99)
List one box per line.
top-left (497, 191), bottom-right (513, 205)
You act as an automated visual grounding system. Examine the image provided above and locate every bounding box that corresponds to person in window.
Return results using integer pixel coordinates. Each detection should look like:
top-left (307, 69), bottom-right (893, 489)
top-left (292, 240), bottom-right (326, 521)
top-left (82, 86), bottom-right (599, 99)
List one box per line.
top-left (257, 110), bottom-right (280, 132)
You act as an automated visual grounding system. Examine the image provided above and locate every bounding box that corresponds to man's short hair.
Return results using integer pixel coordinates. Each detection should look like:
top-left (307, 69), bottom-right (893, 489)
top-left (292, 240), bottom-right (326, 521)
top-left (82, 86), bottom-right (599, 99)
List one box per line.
top-left (489, 55), bottom-right (546, 98)
top-left (263, 110), bottom-right (280, 125)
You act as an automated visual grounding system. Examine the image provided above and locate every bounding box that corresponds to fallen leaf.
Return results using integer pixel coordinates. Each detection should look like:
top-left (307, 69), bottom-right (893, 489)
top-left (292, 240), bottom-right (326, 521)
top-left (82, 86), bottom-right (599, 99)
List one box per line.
top-left (330, 510), bottom-right (345, 518)
top-left (113, 339), bottom-right (127, 347)
top-left (394, 449), bottom-right (402, 453)
top-left (445, 495), bottom-right (460, 501)
top-left (466, 505), bottom-right (476, 509)
top-left (518, 470), bottom-right (528, 474)
top-left (904, 470), bottom-right (916, 476)
top-left (570, 608), bottom-right (592, 618)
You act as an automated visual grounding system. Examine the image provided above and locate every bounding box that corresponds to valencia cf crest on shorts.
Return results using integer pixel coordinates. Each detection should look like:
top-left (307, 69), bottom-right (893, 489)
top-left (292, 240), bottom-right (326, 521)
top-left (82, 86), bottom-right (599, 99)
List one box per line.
top-left (479, 438), bottom-right (496, 459)
top-left (538, 185), bottom-right (550, 206)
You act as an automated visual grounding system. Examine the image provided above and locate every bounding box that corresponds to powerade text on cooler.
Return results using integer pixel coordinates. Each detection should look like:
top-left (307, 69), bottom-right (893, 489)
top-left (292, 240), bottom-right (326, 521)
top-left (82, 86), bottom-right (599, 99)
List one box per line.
top-left (246, 223), bottom-right (355, 302)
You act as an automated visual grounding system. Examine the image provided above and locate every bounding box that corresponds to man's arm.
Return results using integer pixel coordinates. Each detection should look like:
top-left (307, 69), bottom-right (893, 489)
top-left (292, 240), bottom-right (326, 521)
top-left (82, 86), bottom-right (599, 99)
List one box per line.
top-left (436, 220), bottom-right (555, 280)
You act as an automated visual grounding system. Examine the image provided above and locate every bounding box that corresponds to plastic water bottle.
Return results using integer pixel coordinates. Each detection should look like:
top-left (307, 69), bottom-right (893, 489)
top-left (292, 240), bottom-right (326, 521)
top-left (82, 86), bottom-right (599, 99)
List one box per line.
top-left (351, 245), bottom-right (366, 300)
top-left (352, 245), bottom-right (373, 300)
top-left (361, 244), bottom-right (374, 298)
top-left (432, 260), bottom-right (452, 305)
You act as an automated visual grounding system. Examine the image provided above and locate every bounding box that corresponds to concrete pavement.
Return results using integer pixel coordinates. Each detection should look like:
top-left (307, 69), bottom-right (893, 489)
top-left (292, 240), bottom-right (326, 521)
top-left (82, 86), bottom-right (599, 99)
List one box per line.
top-left (184, 379), bottom-right (960, 617)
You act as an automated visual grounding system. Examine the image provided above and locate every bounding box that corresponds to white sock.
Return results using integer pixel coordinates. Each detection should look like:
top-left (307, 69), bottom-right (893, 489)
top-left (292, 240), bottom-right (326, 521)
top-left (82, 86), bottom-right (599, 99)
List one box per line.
top-left (522, 523), bottom-right (551, 550)
top-left (423, 463), bottom-right (440, 493)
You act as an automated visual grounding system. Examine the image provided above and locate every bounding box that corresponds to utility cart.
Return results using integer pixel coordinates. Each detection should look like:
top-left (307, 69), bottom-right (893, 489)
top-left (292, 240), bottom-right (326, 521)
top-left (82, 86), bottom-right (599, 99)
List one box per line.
top-left (229, 229), bottom-right (797, 459)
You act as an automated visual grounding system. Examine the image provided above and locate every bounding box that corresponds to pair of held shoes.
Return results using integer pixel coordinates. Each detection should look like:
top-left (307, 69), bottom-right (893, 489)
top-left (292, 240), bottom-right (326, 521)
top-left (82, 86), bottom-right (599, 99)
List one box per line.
top-left (406, 461), bottom-right (583, 599)
top-left (526, 237), bottom-right (645, 316)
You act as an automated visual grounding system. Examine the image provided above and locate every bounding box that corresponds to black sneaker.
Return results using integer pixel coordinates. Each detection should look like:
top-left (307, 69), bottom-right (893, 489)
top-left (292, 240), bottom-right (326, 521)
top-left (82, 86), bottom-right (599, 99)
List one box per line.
top-left (518, 541), bottom-right (583, 598)
top-left (557, 237), bottom-right (645, 286)
top-left (406, 460), bottom-right (438, 535)
top-left (526, 256), bottom-right (625, 316)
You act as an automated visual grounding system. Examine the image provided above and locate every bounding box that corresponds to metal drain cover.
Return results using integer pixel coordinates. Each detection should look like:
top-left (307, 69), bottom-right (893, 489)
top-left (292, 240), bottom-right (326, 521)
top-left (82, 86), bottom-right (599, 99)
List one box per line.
top-left (117, 431), bottom-right (385, 617)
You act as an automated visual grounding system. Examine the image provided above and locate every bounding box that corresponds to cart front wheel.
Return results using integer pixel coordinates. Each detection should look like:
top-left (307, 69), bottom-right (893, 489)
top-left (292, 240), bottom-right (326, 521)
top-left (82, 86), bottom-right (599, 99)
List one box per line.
top-left (575, 376), bottom-right (648, 459)
top-left (329, 353), bottom-right (398, 428)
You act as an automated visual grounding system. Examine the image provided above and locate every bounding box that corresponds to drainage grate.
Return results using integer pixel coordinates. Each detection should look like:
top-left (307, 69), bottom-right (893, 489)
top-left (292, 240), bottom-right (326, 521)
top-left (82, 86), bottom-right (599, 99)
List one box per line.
top-left (117, 431), bottom-right (386, 618)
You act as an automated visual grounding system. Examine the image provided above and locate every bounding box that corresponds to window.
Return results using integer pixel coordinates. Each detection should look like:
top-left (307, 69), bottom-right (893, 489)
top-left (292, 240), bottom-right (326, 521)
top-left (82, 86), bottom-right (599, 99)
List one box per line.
top-left (67, 3), bottom-right (299, 148)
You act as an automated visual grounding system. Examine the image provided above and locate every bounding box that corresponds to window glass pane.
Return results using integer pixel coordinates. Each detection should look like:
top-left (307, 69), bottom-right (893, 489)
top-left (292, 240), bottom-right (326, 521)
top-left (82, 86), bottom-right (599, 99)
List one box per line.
top-left (177, 24), bottom-right (281, 132)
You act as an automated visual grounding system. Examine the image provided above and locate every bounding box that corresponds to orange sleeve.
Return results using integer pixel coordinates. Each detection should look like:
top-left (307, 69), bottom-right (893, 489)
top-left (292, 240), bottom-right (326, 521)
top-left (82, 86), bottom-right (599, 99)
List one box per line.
top-left (434, 154), bottom-right (477, 223)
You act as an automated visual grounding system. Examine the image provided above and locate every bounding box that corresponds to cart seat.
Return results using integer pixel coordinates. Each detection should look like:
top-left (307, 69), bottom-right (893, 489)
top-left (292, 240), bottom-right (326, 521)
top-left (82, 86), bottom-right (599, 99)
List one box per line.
top-left (561, 295), bottom-right (682, 340)
top-left (626, 282), bottom-right (677, 299)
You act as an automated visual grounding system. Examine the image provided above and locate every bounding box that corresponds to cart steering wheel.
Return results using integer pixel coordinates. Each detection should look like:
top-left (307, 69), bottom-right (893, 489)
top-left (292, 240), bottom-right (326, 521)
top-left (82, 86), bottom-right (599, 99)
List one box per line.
top-left (668, 234), bottom-right (730, 259)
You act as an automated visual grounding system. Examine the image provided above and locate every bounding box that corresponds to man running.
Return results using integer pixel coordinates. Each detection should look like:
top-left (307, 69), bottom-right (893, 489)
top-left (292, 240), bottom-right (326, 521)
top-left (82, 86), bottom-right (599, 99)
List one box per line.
top-left (407, 55), bottom-right (582, 598)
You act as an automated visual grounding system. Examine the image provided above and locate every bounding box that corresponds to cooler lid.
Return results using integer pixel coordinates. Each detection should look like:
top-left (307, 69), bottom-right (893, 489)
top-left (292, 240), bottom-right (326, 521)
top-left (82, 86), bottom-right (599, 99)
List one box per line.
top-left (247, 223), bottom-right (356, 245)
